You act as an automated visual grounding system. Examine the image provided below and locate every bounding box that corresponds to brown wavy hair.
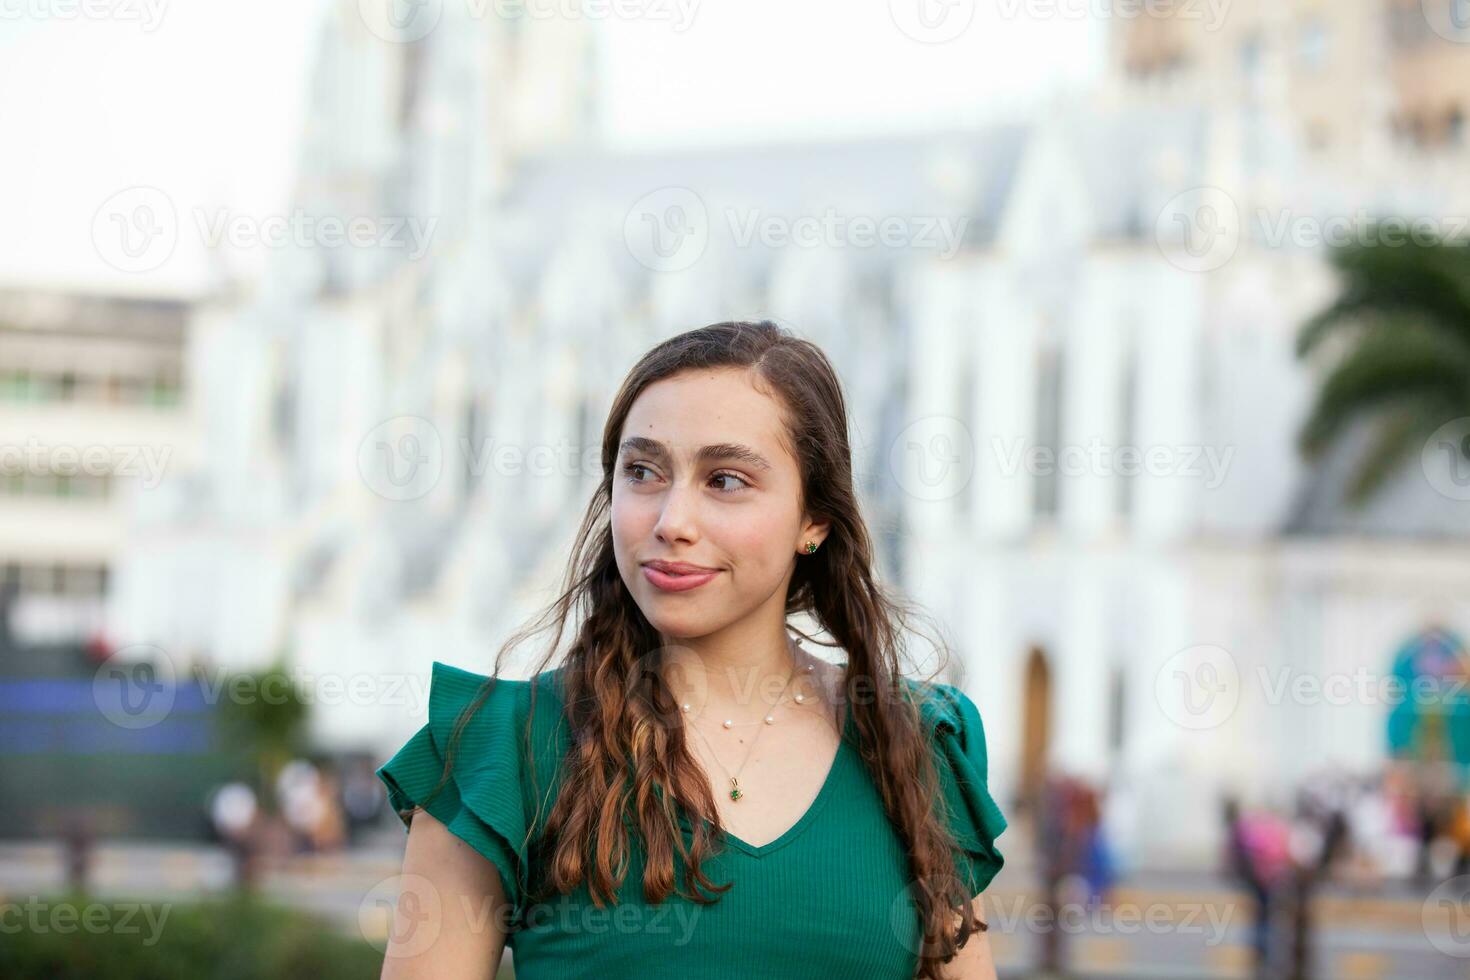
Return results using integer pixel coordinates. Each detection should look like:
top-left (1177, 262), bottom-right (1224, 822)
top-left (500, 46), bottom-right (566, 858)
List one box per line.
top-left (413, 319), bottom-right (985, 977)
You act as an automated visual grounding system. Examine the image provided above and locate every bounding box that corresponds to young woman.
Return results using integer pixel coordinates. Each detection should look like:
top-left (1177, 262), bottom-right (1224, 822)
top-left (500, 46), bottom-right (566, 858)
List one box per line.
top-left (377, 320), bottom-right (1007, 979)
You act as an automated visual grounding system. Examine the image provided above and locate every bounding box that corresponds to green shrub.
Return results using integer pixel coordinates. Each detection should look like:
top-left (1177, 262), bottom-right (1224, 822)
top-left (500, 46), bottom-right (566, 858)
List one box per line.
top-left (0, 891), bottom-right (383, 980)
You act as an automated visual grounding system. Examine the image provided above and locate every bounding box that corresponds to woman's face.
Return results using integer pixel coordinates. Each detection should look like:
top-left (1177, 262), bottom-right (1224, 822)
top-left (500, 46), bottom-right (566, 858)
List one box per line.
top-left (611, 367), bottom-right (822, 639)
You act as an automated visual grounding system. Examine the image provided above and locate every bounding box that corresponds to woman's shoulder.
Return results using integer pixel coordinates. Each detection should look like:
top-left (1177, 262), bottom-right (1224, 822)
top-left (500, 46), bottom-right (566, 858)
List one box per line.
top-left (422, 660), bottom-right (571, 760)
top-left (898, 674), bottom-right (1008, 892)
top-left (423, 659), bottom-right (567, 705)
top-left (899, 675), bottom-right (987, 755)
top-left (376, 661), bottom-right (572, 916)
top-left (424, 659), bottom-right (568, 702)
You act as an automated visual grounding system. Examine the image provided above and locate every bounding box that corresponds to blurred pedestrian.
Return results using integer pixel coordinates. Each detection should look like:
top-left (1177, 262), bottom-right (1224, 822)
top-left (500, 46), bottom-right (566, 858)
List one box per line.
top-left (1223, 796), bottom-right (1289, 976)
top-left (340, 756), bottom-right (386, 845)
top-left (309, 767), bottom-right (348, 852)
top-left (208, 781), bottom-right (259, 889)
top-left (1416, 793), bottom-right (1439, 882)
top-left (1035, 773), bottom-right (1108, 972)
top-left (1284, 789), bottom-right (1350, 980)
top-left (1450, 797), bottom-right (1470, 877)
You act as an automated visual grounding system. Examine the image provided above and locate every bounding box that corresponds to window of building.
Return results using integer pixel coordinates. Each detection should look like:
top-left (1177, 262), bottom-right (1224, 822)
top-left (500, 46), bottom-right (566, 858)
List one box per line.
top-left (1108, 663), bottom-right (1127, 758)
top-left (0, 467), bottom-right (111, 500)
top-left (1297, 19), bottom-right (1330, 70)
top-left (1389, 2), bottom-right (1433, 47)
top-left (1239, 34), bottom-right (1264, 103)
top-left (1117, 329), bottom-right (1138, 521)
top-left (957, 351), bottom-right (976, 518)
top-left (1, 562), bottom-right (108, 597)
top-left (1306, 119), bottom-right (1332, 151)
top-left (462, 393), bottom-right (484, 496)
top-left (1034, 338), bottom-right (1063, 521)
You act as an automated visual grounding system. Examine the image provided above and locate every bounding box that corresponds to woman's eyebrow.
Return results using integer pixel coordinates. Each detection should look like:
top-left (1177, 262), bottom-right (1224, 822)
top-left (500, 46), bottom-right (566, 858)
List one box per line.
top-left (618, 436), bottom-right (772, 472)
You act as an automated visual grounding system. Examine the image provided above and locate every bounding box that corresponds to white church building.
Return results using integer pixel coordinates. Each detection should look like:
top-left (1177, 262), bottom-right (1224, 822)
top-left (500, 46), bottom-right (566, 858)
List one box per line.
top-left (98, 1), bottom-right (1470, 867)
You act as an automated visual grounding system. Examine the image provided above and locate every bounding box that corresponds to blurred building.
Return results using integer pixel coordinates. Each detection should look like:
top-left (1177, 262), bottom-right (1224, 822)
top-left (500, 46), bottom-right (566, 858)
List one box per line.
top-left (84, 0), bottom-right (1470, 867)
top-left (958, 0), bottom-right (1470, 864)
top-left (1110, 0), bottom-right (1470, 158)
top-left (0, 288), bottom-right (191, 651)
top-left (103, 2), bottom-right (607, 753)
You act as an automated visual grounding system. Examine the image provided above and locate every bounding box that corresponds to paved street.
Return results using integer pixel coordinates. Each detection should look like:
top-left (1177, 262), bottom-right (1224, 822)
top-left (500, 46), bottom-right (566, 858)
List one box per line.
top-left (2, 837), bottom-right (1465, 979)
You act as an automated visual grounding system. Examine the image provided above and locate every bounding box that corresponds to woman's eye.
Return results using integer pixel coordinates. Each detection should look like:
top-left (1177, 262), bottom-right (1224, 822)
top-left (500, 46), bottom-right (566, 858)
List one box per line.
top-left (710, 472), bottom-right (749, 493)
top-left (621, 463), bottom-right (746, 493)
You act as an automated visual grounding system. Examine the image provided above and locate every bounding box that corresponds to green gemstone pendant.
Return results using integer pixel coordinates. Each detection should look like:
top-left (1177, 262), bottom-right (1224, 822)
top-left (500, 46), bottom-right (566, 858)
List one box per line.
top-left (729, 779), bottom-right (742, 802)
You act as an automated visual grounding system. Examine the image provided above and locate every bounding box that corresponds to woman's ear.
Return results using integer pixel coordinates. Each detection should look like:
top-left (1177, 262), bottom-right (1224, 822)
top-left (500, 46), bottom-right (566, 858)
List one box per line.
top-left (799, 517), bottom-right (830, 551)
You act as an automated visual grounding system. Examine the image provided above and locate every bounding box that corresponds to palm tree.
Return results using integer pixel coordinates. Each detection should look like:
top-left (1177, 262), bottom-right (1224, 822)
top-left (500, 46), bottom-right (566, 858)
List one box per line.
top-left (1295, 227), bottom-right (1470, 505)
top-left (211, 656), bottom-right (310, 890)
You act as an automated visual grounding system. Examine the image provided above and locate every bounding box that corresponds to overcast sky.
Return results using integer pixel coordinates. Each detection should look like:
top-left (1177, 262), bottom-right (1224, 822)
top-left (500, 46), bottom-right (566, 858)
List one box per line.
top-left (0, 0), bottom-right (1101, 294)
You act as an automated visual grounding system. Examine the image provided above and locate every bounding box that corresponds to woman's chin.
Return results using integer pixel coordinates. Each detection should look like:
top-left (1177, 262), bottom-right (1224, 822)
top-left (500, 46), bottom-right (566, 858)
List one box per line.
top-left (647, 617), bottom-right (708, 642)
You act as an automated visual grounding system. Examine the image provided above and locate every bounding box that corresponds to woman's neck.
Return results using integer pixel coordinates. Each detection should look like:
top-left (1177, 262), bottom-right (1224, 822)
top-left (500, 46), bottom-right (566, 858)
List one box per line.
top-left (658, 623), bottom-right (805, 716)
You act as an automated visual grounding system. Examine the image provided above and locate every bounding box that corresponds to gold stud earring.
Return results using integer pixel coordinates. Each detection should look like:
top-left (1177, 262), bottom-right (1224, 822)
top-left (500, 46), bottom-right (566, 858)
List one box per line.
top-left (803, 541), bottom-right (818, 554)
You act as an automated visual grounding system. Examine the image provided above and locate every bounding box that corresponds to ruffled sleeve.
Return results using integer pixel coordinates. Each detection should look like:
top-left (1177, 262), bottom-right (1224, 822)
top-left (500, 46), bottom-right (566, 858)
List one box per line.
top-left (376, 661), bottom-right (557, 926)
top-left (910, 678), bottom-right (1009, 896)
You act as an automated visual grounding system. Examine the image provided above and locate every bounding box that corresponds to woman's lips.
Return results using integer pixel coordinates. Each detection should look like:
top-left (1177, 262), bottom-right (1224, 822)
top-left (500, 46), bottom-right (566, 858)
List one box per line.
top-left (641, 564), bottom-right (721, 593)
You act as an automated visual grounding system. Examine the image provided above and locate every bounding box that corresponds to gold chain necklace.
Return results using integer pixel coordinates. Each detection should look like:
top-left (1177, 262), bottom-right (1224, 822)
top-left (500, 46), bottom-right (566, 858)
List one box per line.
top-left (679, 637), bottom-right (813, 802)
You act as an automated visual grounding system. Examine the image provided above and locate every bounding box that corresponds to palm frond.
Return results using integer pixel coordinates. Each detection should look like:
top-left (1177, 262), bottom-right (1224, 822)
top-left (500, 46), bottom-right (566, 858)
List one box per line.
top-left (1296, 236), bottom-right (1470, 358)
top-left (1297, 317), bottom-right (1470, 459)
top-left (1343, 402), bottom-right (1447, 506)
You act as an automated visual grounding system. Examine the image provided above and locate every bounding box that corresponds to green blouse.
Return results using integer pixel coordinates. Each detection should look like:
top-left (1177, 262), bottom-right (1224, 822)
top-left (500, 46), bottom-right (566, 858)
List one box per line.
top-left (377, 661), bottom-right (1007, 979)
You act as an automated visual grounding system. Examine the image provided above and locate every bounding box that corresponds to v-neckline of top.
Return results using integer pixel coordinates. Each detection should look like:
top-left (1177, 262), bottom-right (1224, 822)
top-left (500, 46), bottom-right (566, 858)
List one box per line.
top-left (714, 666), bottom-right (854, 859)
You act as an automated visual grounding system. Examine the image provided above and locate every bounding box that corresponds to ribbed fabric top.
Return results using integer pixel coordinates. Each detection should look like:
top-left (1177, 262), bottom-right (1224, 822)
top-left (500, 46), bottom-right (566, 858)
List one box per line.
top-left (377, 661), bottom-right (1007, 979)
